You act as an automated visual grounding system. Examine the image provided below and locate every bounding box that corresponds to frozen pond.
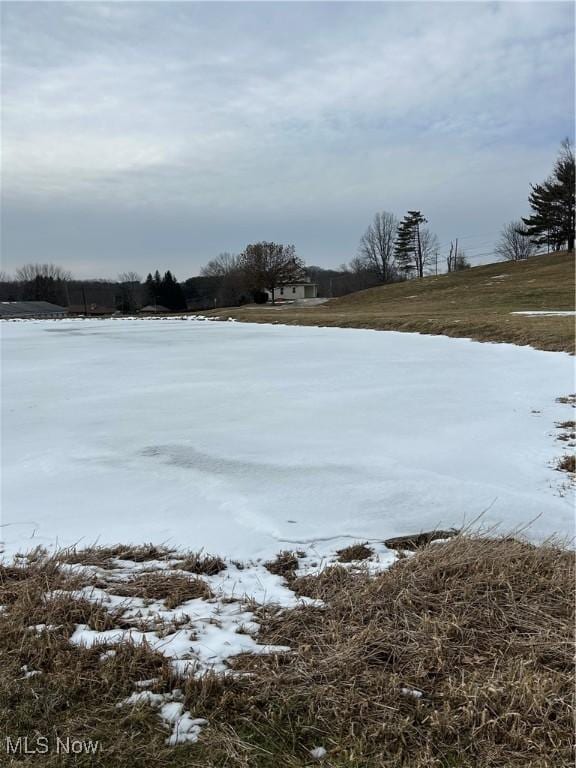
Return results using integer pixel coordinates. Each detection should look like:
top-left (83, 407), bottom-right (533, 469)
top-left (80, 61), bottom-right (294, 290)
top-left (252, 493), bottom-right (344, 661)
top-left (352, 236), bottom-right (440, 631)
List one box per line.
top-left (1, 318), bottom-right (573, 558)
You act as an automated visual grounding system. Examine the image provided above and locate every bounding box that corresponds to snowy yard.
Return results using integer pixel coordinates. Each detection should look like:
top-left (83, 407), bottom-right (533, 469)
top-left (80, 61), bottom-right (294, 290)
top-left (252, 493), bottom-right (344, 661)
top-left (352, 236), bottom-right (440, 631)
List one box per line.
top-left (2, 318), bottom-right (573, 559)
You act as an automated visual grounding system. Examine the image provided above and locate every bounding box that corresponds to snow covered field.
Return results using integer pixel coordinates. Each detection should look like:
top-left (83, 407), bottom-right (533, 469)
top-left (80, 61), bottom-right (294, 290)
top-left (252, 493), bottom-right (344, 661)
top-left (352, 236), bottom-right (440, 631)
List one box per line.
top-left (1, 318), bottom-right (574, 559)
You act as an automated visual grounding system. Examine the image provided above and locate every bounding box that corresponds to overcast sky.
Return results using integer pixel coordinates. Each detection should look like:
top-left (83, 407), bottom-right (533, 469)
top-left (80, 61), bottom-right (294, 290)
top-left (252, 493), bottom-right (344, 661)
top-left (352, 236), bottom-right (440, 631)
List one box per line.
top-left (1, 1), bottom-right (574, 279)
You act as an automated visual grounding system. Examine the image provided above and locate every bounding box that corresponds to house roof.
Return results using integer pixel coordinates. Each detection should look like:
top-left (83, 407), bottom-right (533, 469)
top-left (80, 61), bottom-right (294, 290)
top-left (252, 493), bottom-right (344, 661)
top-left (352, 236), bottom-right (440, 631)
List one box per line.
top-left (0, 301), bottom-right (67, 318)
top-left (273, 281), bottom-right (318, 288)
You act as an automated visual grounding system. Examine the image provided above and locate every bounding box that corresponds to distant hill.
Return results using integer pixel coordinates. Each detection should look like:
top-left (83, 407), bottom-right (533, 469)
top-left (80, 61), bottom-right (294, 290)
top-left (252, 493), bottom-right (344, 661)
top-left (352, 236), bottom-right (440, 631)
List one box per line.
top-left (210, 251), bottom-right (575, 352)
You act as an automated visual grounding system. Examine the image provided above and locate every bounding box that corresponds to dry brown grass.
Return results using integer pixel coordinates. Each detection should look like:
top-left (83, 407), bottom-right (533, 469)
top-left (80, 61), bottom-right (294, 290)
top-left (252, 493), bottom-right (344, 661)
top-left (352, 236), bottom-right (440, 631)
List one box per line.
top-left (186, 536), bottom-right (575, 767)
top-left (205, 251), bottom-right (575, 353)
top-left (1, 536), bottom-right (574, 767)
top-left (110, 571), bottom-right (212, 608)
top-left (175, 551), bottom-right (226, 576)
top-left (556, 454), bottom-right (576, 474)
top-left (264, 550), bottom-right (303, 579)
top-left (0, 553), bottom-right (189, 767)
top-left (335, 541), bottom-right (373, 561)
top-left (56, 543), bottom-right (176, 569)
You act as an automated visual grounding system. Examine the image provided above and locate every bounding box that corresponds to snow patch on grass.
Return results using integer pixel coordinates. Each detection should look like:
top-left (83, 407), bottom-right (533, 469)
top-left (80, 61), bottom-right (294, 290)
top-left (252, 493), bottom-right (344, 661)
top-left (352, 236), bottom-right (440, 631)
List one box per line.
top-left (511, 310), bottom-right (575, 316)
top-left (119, 689), bottom-right (208, 745)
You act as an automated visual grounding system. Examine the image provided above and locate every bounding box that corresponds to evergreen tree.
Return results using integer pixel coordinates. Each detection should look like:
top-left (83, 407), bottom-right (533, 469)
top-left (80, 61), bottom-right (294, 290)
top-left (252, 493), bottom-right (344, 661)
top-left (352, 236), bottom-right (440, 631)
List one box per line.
top-left (153, 270), bottom-right (162, 300)
top-left (521, 139), bottom-right (575, 252)
top-left (394, 211), bottom-right (428, 277)
top-left (144, 273), bottom-right (157, 305)
top-left (160, 271), bottom-right (187, 311)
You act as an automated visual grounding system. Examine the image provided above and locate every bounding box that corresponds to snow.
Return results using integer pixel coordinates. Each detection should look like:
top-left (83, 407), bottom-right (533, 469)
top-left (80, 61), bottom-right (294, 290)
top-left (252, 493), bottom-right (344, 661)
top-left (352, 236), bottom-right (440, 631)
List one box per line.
top-left (57, 555), bottom-right (317, 681)
top-left (119, 690), bottom-right (208, 745)
top-left (1, 318), bottom-right (574, 561)
top-left (400, 686), bottom-right (424, 699)
top-left (63, 558), bottom-right (299, 677)
top-left (20, 665), bottom-right (42, 678)
top-left (69, 611), bottom-right (291, 676)
top-left (204, 561), bottom-right (318, 606)
top-left (511, 311), bottom-right (575, 316)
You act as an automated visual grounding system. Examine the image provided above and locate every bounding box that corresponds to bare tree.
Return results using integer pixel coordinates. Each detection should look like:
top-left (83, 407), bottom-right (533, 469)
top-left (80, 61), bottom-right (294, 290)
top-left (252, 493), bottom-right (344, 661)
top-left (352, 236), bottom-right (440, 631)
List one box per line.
top-left (118, 271), bottom-right (142, 284)
top-left (16, 263), bottom-right (72, 304)
top-left (117, 272), bottom-right (143, 313)
top-left (198, 253), bottom-right (249, 307)
top-left (348, 255), bottom-right (370, 274)
top-left (495, 221), bottom-right (536, 261)
top-left (240, 242), bottom-right (305, 304)
top-left (357, 211), bottom-right (398, 282)
top-left (419, 228), bottom-right (440, 275)
top-left (338, 256), bottom-right (381, 292)
top-left (16, 263), bottom-right (72, 282)
top-left (200, 253), bottom-right (241, 278)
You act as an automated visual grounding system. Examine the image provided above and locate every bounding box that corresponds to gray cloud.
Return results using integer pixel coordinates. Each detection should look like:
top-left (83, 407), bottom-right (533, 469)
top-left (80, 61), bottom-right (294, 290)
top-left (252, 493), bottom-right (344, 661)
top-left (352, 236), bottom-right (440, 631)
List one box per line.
top-left (1, 1), bottom-right (574, 278)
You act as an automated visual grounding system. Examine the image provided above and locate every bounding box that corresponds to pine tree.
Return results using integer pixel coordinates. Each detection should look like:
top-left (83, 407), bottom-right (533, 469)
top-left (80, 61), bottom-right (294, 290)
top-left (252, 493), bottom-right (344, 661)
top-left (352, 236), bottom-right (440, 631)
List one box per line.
top-left (144, 273), bottom-right (156, 305)
top-left (153, 270), bottom-right (162, 300)
top-left (160, 271), bottom-right (187, 311)
top-left (394, 219), bottom-right (415, 276)
top-left (394, 211), bottom-right (428, 277)
top-left (522, 140), bottom-right (575, 252)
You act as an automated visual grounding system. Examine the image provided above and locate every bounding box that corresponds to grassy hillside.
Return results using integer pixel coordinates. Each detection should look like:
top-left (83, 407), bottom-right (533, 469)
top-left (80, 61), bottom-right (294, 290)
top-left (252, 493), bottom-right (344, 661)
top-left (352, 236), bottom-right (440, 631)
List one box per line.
top-left (207, 251), bottom-right (575, 352)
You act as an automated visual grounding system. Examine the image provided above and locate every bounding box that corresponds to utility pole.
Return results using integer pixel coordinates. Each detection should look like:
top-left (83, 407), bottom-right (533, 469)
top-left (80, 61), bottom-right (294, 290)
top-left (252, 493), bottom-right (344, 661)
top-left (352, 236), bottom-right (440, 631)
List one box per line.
top-left (81, 284), bottom-right (88, 316)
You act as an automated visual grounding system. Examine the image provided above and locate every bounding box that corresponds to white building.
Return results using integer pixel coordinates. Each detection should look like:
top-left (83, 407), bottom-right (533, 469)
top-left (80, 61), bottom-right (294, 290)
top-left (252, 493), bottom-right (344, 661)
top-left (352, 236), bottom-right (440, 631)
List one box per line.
top-left (265, 279), bottom-right (318, 303)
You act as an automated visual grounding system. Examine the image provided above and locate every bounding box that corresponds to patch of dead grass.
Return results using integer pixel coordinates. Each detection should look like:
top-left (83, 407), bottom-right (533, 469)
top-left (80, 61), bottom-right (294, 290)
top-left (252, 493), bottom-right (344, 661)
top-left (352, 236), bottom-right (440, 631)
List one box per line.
top-left (335, 541), bottom-right (373, 562)
top-left (264, 550), bottom-right (302, 580)
top-left (0, 551), bottom-right (192, 767)
top-left (556, 454), bottom-right (576, 474)
top-left (56, 543), bottom-right (176, 569)
top-left (175, 551), bottom-right (226, 576)
top-left (111, 572), bottom-right (212, 608)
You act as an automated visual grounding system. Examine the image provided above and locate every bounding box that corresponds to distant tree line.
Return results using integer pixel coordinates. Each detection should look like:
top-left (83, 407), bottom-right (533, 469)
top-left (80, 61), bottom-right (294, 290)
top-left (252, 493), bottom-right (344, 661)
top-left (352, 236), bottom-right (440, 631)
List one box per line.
top-left (2, 139), bottom-right (571, 311)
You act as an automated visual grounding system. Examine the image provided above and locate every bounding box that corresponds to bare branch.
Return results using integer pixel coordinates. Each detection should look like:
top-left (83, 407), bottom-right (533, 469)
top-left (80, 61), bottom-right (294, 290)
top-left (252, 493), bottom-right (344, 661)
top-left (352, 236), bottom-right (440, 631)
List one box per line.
top-left (357, 211), bottom-right (398, 282)
top-left (15, 263), bottom-right (72, 282)
top-left (496, 221), bottom-right (536, 261)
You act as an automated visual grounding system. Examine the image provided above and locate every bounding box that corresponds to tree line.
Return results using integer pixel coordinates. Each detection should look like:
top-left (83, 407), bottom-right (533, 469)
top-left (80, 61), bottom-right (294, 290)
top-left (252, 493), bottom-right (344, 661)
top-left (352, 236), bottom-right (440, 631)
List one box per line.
top-left (496, 139), bottom-right (574, 261)
top-left (1, 139), bottom-right (572, 310)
